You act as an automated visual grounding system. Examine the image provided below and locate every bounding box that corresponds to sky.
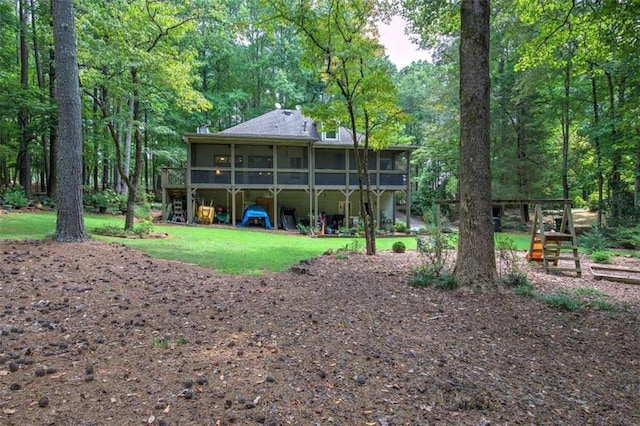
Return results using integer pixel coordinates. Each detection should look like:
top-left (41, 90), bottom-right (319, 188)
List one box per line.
top-left (378, 16), bottom-right (432, 69)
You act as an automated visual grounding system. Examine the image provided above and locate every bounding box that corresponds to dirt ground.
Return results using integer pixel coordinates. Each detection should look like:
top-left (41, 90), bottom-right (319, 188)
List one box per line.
top-left (1, 235), bottom-right (639, 425)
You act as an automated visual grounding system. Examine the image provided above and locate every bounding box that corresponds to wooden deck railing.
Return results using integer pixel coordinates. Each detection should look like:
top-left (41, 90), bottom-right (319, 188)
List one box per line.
top-left (161, 168), bottom-right (186, 188)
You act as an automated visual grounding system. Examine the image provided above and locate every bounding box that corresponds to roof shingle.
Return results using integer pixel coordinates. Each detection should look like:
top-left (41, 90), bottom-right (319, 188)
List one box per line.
top-left (218, 109), bottom-right (321, 140)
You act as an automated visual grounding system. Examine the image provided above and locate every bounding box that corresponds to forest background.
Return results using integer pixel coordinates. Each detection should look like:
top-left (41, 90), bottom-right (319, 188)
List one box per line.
top-left (0, 0), bottom-right (638, 228)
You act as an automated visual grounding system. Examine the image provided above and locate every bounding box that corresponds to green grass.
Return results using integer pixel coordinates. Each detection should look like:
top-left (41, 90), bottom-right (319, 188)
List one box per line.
top-left (513, 284), bottom-right (616, 313)
top-left (495, 232), bottom-right (531, 250)
top-left (0, 211), bottom-right (419, 274)
top-left (570, 287), bottom-right (608, 297)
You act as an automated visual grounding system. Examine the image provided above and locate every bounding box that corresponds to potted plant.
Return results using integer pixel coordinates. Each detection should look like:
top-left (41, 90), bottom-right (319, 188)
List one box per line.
top-left (117, 193), bottom-right (129, 214)
top-left (93, 189), bottom-right (116, 213)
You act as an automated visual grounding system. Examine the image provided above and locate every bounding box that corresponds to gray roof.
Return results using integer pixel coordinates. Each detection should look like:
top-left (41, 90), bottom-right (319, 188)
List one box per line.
top-left (218, 109), bottom-right (321, 140)
top-left (212, 108), bottom-right (414, 150)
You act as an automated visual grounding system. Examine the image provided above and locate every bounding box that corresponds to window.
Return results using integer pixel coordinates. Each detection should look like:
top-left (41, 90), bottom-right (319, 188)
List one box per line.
top-left (323, 130), bottom-right (338, 140)
top-left (322, 122), bottom-right (340, 141)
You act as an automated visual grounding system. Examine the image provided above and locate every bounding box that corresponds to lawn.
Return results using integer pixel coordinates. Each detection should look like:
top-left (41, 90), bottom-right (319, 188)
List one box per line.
top-left (0, 210), bottom-right (538, 274)
top-left (0, 211), bottom-right (424, 274)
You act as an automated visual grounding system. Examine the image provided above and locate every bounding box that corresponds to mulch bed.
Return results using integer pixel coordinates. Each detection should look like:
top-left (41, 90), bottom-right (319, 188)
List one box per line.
top-left (1, 238), bottom-right (639, 425)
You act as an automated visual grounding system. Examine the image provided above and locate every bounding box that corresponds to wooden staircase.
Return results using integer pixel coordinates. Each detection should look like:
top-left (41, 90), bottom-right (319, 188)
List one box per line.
top-left (527, 202), bottom-right (581, 277)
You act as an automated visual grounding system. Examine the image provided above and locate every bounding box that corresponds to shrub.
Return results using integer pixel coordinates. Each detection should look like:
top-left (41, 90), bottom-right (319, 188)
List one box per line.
top-left (296, 223), bottom-right (312, 235)
top-left (609, 226), bottom-right (640, 250)
top-left (495, 235), bottom-right (529, 287)
top-left (344, 238), bottom-right (362, 253)
top-left (336, 226), bottom-right (356, 236)
top-left (134, 205), bottom-right (152, 221)
top-left (2, 185), bottom-right (29, 209)
top-left (133, 219), bottom-right (154, 236)
top-left (579, 225), bottom-right (608, 254)
top-left (589, 250), bottom-right (613, 264)
top-left (92, 189), bottom-right (117, 208)
top-left (409, 228), bottom-right (457, 289)
top-left (585, 193), bottom-right (600, 211)
top-left (92, 224), bottom-right (126, 237)
top-left (116, 193), bottom-right (129, 211)
top-left (393, 221), bottom-right (409, 234)
top-left (408, 264), bottom-right (457, 289)
top-left (391, 241), bottom-right (406, 253)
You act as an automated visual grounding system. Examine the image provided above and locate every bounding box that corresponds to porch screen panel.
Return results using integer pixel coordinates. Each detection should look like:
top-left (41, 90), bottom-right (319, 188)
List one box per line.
top-left (379, 173), bottom-right (405, 186)
top-left (277, 146), bottom-right (308, 168)
top-left (315, 172), bottom-right (345, 185)
top-left (191, 170), bottom-right (231, 184)
top-left (349, 173), bottom-right (360, 186)
top-left (192, 144), bottom-right (226, 167)
top-left (236, 145), bottom-right (273, 169)
top-left (391, 151), bottom-right (408, 172)
top-left (315, 149), bottom-right (345, 169)
top-left (235, 171), bottom-right (273, 184)
top-left (278, 172), bottom-right (308, 185)
top-left (348, 150), bottom-right (376, 170)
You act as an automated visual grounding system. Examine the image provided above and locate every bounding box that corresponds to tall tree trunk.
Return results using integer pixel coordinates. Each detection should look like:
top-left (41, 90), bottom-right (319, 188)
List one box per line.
top-left (635, 127), bottom-right (640, 209)
top-left (17, 0), bottom-right (31, 197)
top-left (605, 70), bottom-right (622, 220)
top-left (124, 67), bottom-right (144, 230)
top-left (52, 0), bottom-right (88, 242)
top-left (455, 0), bottom-right (496, 288)
top-left (92, 88), bottom-right (99, 191)
top-left (48, 33), bottom-right (58, 198)
top-left (348, 104), bottom-right (376, 255)
top-left (121, 97), bottom-right (134, 195)
top-left (560, 58), bottom-right (571, 200)
top-left (589, 65), bottom-right (603, 226)
top-left (362, 109), bottom-right (376, 255)
top-left (31, 0), bottom-right (49, 194)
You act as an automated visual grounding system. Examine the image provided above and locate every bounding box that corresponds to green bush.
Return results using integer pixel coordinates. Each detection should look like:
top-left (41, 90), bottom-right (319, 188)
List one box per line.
top-left (585, 193), bottom-right (600, 211)
top-left (391, 241), bottom-right (406, 253)
top-left (2, 185), bottom-right (29, 209)
top-left (408, 264), bottom-right (457, 290)
top-left (495, 235), bottom-right (529, 287)
top-left (92, 189), bottom-right (117, 208)
top-left (579, 225), bottom-right (608, 254)
top-left (393, 221), bottom-right (409, 234)
top-left (92, 224), bottom-right (126, 236)
top-left (609, 226), bottom-right (640, 250)
top-left (296, 223), bottom-right (312, 235)
top-left (133, 220), bottom-right (154, 236)
top-left (337, 227), bottom-right (357, 236)
top-left (589, 250), bottom-right (613, 264)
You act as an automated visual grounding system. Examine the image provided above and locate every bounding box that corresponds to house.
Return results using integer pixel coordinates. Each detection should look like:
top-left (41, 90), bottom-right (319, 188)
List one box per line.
top-left (161, 108), bottom-right (416, 231)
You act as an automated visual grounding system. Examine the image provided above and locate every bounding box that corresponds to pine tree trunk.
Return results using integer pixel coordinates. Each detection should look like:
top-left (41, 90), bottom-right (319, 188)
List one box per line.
top-left (48, 35), bottom-right (58, 198)
top-left (454, 0), bottom-right (496, 288)
top-left (635, 127), bottom-right (640, 209)
top-left (52, 0), bottom-right (88, 242)
top-left (17, 0), bottom-right (31, 197)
